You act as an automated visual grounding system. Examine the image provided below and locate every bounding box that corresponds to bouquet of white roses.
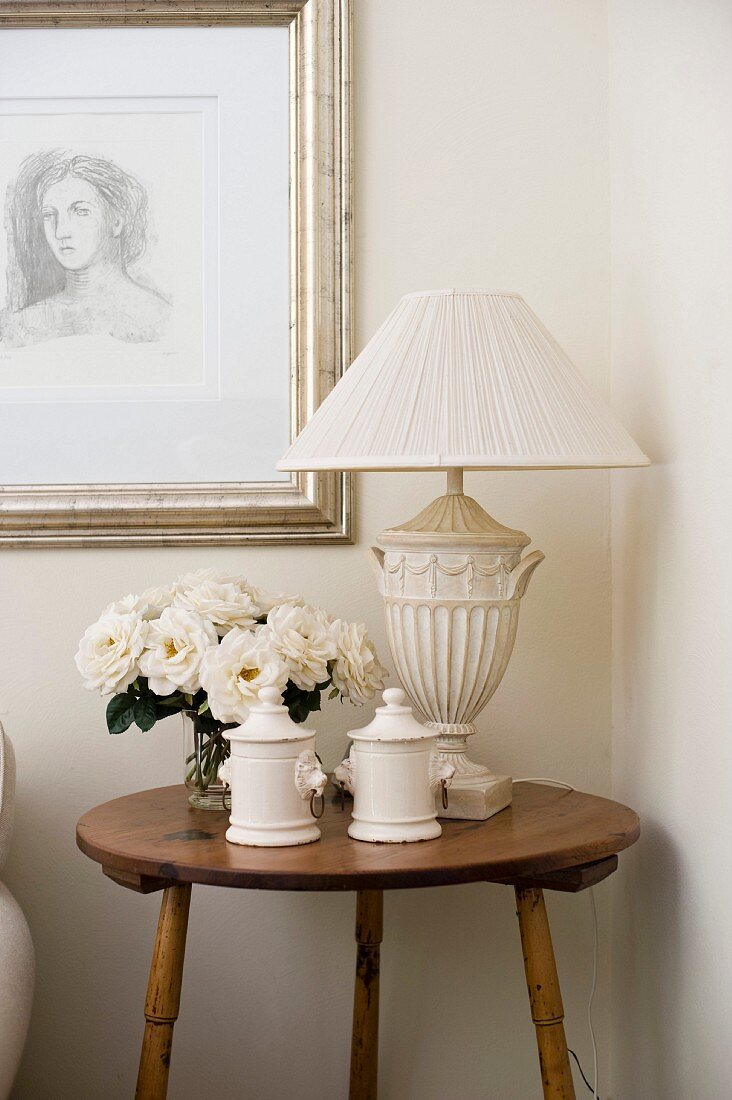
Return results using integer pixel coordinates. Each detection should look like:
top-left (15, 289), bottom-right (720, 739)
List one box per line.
top-left (75, 568), bottom-right (388, 794)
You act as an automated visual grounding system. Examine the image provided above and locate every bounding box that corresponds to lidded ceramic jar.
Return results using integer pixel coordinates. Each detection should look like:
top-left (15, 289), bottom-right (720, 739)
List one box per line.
top-left (334, 688), bottom-right (455, 843)
top-left (219, 687), bottom-right (327, 847)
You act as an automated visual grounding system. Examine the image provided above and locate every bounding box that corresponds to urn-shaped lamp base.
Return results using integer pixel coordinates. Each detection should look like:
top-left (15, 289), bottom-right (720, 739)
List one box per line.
top-left (371, 475), bottom-right (544, 821)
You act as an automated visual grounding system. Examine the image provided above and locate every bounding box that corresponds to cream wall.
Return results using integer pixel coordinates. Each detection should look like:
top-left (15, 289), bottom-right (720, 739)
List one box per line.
top-left (2, 3), bottom-right (614, 1097)
top-left (609, 2), bottom-right (732, 1097)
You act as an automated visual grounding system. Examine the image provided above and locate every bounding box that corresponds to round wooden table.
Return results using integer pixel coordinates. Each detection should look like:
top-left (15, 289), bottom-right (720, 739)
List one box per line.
top-left (76, 782), bottom-right (639, 1100)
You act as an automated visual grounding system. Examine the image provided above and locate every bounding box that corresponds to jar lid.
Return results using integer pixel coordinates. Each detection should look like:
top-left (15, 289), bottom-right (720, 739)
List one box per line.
top-left (224, 687), bottom-right (313, 744)
top-left (347, 689), bottom-right (433, 743)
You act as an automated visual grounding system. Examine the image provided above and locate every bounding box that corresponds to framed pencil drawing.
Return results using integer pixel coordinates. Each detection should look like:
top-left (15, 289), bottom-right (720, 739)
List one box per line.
top-left (0, 1), bottom-right (352, 546)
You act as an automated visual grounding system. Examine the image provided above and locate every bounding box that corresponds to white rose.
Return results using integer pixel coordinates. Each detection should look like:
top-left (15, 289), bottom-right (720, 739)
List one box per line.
top-left (174, 568), bottom-right (248, 593)
top-left (173, 580), bottom-right (260, 636)
top-left (104, 586), bottom-right (175, 621)
top-left (200, 626), bottom-right (289, 724)
top-left (331, 620), bottom-right (388, 705)
top-left (139, 607), bottom-right (218, 696)
top-left (265, 603), bottom-right (338, 691)
top-left (75, 610), bottom-right (148, 695)
top-left (104, 593), bottom-right (144, 615)
top-left (138, 584), bottom-right (176, 619)
top-left (248, 585), bottom-right (303, 615)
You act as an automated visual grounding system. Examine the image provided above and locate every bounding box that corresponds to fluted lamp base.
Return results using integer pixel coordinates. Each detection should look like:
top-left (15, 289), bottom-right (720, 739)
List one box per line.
top-left (369, 469), bottom-right (544, 822)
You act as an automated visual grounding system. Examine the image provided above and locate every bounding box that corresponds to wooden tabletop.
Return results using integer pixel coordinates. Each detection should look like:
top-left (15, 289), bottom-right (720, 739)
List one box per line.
top-left (76, 783), bottom-right (639, 893)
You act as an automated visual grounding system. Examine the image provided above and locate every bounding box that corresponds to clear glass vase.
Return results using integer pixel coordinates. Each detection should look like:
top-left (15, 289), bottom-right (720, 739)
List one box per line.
top-left (183, 713), bottom-right (231, 811)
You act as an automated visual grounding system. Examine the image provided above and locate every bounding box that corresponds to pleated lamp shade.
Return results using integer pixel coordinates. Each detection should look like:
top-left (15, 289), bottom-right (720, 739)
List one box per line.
top-left (278, 290), bottom-right (648, 471)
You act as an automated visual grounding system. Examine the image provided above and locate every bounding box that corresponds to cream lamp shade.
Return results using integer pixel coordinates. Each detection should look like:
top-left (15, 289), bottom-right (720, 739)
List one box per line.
top-left (278, 289), bottom-right (649, 472)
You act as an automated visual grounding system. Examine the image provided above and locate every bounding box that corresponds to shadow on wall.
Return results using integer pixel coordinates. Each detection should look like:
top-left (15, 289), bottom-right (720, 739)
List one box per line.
top-left (613, 821), bottom-right (682, 1099)
top-left (609, 263), bottom-right (722, 1095)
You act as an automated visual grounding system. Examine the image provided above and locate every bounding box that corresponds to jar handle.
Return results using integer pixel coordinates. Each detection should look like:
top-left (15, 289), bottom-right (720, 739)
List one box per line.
top-left (440, 778), bottom-right (449, 810)
top-left (333, 746), bottom-right (356, 797)
top-left (294, 750), bottom-right (328, 811)
top-left (429, 752), bottom-right (456, 796)
top-left (309, 789), bottom-right (325, 819)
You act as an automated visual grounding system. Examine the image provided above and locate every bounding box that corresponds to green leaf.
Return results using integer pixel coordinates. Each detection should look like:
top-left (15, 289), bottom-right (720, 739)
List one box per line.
top-left (106, 693), bottom-right (137, 735)
top-left (309, 691), bottom-right (322, 713)
top-left (197, 699), bottom-right (210, 716)
top-left (156, 694), bottom-right (185, 708)
top-left (193, 707), bottom-right (226, 735)
top-left (328, 687), bottom-right (339, 700)
top-left (134, 696), bottom-right (158, 732)
top-left (282, 682), bottom-right (324, 724)
top-left (154, 700), bottom-right (185, 721)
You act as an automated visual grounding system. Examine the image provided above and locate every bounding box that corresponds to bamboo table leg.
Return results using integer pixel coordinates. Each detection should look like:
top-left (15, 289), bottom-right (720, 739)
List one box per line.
top-left (515, 887), bottom-right (576, 1100)
top-left (349, 889), bottom-right (383, 1100)
top-left (136, 883), bottom-right (192, 1100)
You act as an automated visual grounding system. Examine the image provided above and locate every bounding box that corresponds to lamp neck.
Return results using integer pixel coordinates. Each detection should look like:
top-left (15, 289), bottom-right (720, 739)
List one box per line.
top-left (446, 468), bottom-right (464, 495)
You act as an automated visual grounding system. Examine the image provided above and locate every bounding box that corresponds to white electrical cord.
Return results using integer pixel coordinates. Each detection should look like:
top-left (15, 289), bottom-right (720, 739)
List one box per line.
top-left (588, 886), bottom-right (599, 1099)
top-left (513, 778), bottom-right (600, 1099)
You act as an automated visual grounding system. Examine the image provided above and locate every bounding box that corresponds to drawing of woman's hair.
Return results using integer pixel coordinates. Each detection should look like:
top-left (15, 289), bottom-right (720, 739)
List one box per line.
top-left (4, 149), bottom-right (149, 310)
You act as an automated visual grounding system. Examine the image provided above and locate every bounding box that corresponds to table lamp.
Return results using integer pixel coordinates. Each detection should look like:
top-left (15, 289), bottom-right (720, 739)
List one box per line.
top-left (278, 290), bottom-right (648, 819)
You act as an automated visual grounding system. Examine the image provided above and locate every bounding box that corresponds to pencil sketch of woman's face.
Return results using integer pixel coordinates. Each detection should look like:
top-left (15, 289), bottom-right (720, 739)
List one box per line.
top-left (41, 176), bottom-right (119, 272)
top-left (0, 149), bottom-right (171, 348)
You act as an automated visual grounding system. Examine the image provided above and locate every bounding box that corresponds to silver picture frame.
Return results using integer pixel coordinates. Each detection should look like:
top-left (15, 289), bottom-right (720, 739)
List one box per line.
top-left (0, 0), bottom-right (352, 546)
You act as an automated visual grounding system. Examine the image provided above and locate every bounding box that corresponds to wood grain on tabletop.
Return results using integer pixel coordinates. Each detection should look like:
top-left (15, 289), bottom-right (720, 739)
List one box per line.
top-left (77, 782), bottom-right (640, 892)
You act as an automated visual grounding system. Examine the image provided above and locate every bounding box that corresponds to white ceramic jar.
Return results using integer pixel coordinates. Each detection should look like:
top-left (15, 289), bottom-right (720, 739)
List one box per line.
top-left (219, 686), bottom-right (328, 847)
top-left (334, 688), bottom-right (455, 843)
